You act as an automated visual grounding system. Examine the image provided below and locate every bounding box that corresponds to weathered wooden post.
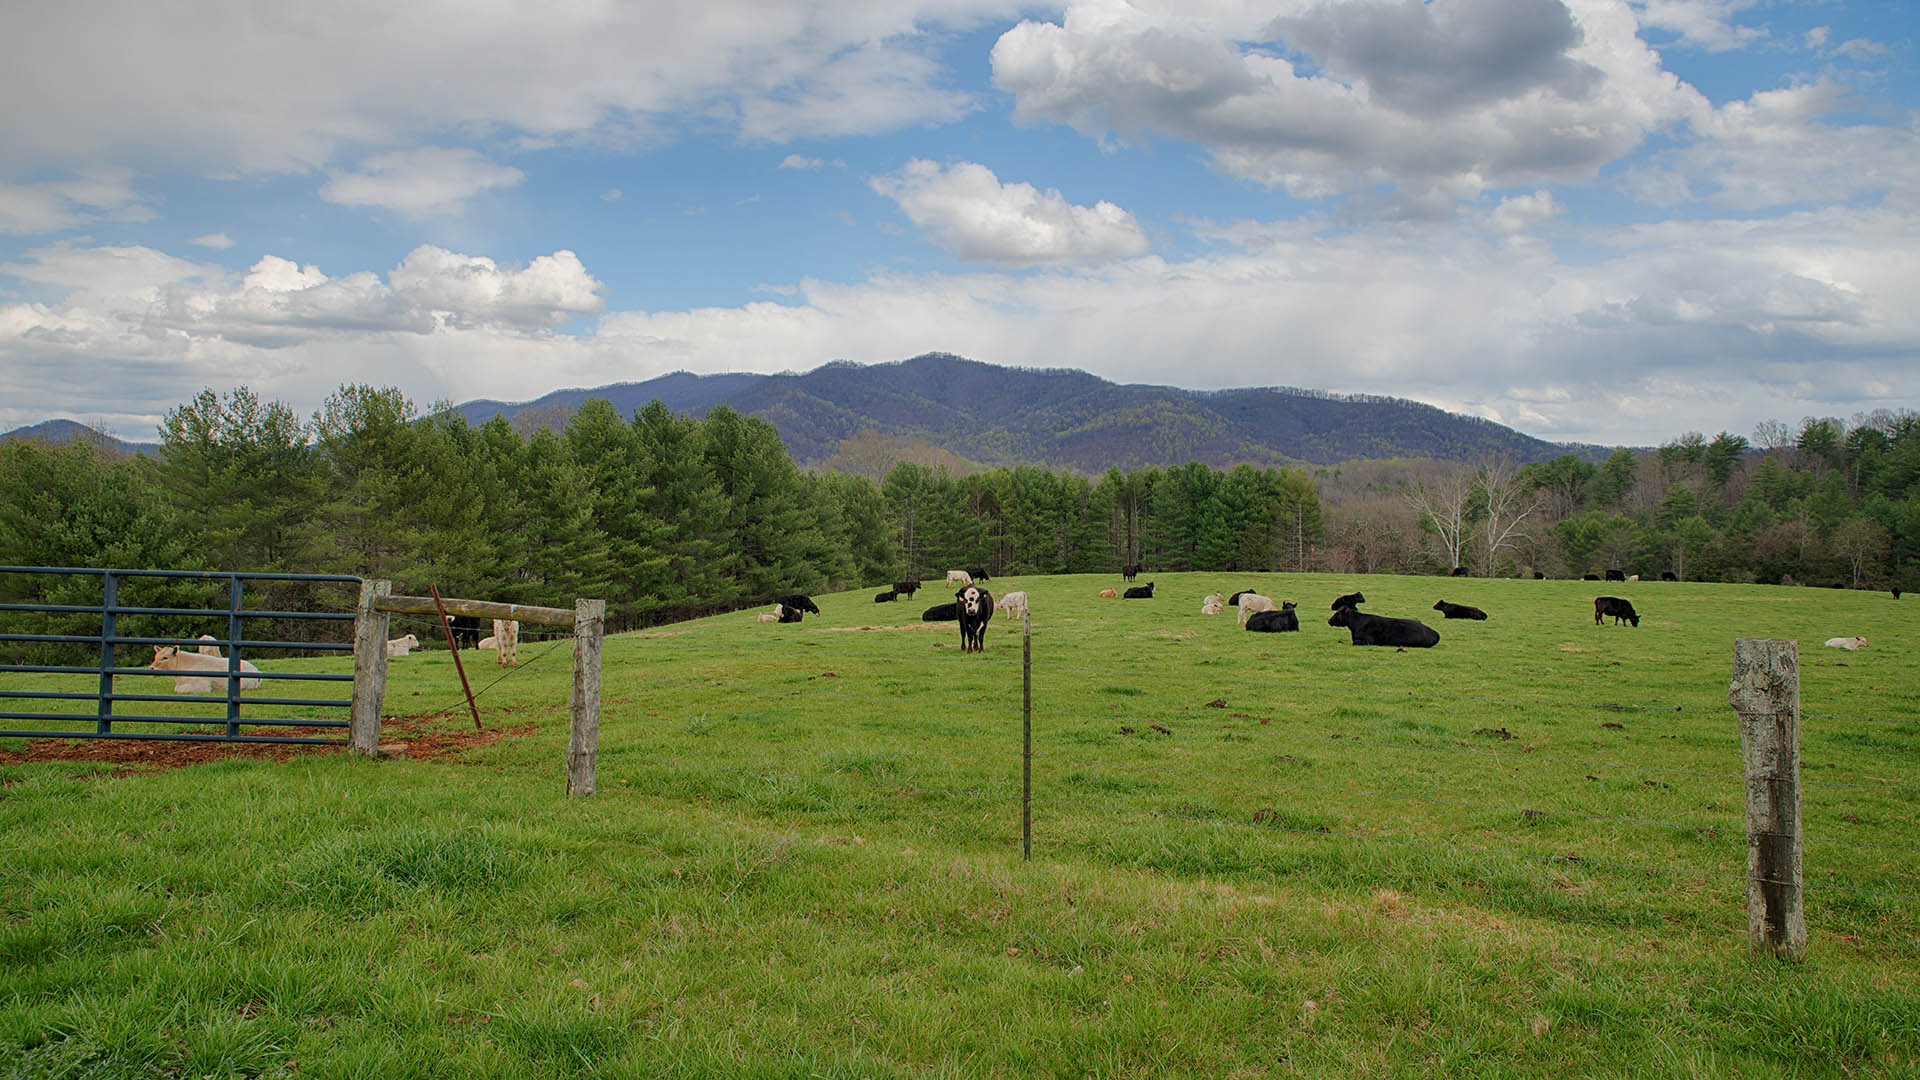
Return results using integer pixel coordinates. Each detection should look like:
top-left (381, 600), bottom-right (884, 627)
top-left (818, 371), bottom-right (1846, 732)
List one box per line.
top-left (350, 578), bottom-right (393, 758)
top-left (1728, 637), bottom-right (1806, 959)
top-left (567, 598), bottom-right (606, 797)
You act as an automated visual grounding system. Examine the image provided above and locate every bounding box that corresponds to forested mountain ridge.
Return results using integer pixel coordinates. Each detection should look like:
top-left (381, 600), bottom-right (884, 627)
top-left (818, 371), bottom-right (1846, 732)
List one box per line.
top-left (456, 353), bottom-right (1607, 470)
top-left (0, 419), bottom-right (155, 457)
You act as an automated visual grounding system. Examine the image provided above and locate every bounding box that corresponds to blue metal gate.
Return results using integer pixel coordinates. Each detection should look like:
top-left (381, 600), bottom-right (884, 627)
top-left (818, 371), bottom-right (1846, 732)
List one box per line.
top-left (0, 567), bottom-right (361, 745)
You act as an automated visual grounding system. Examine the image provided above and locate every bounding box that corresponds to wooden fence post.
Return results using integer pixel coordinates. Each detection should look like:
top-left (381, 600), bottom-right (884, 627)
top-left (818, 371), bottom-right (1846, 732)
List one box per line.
top-left (350, 578), bottom-right (392, 758)
top-left (1022, 608), bottom-right (1032, 862)
top-left (1728, 637), bottom-right (1806, 959)
top-left (567, 598), bottom-right (605, 797)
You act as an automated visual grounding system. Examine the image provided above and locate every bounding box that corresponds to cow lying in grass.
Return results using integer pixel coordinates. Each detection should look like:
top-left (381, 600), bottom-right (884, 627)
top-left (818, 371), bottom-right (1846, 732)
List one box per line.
top-left (1432, 601), bottom-right (1488, 620)
top-left (149, 645), bottom-right (263, 693)
top-left (1328, 606), bottom-right (1439, 648)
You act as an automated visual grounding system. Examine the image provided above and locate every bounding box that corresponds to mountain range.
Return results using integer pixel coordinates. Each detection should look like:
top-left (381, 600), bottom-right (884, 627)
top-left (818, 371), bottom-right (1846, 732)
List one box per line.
top-left (4, 354), bottom-right (1611, 471)
top-left (457, 353), bottom-right (1608, 471)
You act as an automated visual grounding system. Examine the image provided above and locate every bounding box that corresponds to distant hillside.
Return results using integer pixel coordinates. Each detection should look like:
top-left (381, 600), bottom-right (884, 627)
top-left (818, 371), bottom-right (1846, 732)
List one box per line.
top-left (459, 354), bottom-right (1609, 471)
top-left (0, 419), bottom-right (155, 457)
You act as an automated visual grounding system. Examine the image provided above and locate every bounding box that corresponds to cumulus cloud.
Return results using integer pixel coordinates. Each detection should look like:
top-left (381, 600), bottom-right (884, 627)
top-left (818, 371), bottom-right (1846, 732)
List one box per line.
top-left (1630, 0), bottom-right (1763, 53)
top-left (871, 159), bottom-right (1151, 265)
top-left (991, 0), bottom-right (1703, 212)
top-left (320, 147), bottom-right (525, 217)
top-left (0, 170), bottom-right (150, 235)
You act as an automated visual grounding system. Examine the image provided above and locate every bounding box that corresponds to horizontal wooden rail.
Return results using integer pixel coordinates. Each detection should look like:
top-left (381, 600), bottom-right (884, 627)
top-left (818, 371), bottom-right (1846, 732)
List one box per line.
top-left (375, 594), bottom-right (574, 627)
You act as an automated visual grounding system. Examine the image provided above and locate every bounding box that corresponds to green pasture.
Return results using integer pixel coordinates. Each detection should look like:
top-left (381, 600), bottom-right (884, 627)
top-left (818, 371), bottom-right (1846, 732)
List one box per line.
top-left (3, 572), bottom-right (1917, 1077)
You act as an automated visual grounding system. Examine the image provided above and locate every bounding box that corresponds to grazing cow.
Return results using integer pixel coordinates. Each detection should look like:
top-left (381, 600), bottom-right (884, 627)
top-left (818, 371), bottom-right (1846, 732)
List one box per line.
top-left (1450, 566), bottom-right (1469, 577)
top-left (776, 593), bottom-right (820, 616)
top-left (1661, 571), bottom-right (1678, 581)
top-left (1328, 607), bottom-right (1439, 648)
top-left (385, 633), bottom-right (421, 657)
top-left (893, 579), bottom-right (921, 598)
top-left (1432, 601), bottom-right (1489, 620)
top-left (492, 619), bottom-right (519, 667)
top-left (149, 645), bottom-right (263, 693)
top-left (1824, 636), bottom-right (1867, 651)
top-left (1893, 587), bottom-right (1902, 600)
top-left (967, 567), bottom-right (990, 582)
top-left (1604, 569), bottom-right (1626, 582)
top-left (1582, 573), bottom-right (1601, 581)
top-left (874, 590), bottom-right (898, 603)
top-left (955, 585), bottom-right (994, 652)
top-left (1236, 592), bottom-right (1275, 626)
top-left (946, 570), bottom-right (973, 587)
top-left (1245, 608), bottom-right (1299, 632)
top-left (1331, 591), bottom-right (1365, 611)
top-left (450, 614), bottom-right (484, 649)
top-left (1123, 582), bottom-right (1155, 599)
top-left (922, 602), bottom-right (959, 621)
top-left (1533, 571), bottom-right (1546, 580)
top-left (1098, 587), bottom-right (1118, 598)
top-left (1121, 562), bottom-right (1143, 582)
top-left (1593, 597), bottom-right (1639, 627)
top-left (996, 590), bottom-right (1029, 625)
top-left (1201, 593), bottom-right (1225, 615)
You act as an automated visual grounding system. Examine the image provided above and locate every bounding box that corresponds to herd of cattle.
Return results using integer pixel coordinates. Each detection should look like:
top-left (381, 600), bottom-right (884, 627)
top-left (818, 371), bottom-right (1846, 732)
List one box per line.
top-left (748, 566), bottom-right (1702, 653)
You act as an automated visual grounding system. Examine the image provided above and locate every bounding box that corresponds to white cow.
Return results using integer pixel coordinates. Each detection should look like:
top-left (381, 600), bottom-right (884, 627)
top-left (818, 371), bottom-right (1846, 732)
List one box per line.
top-left (946, 569), bottom-right (973, 587)
top-left (491, 619), bottom-right (519, 667)
top-left (1201, 593), bottom-right (1225, 615)
top-left (149, 645), bottom-right (262, 693)
top-left (996, 590), bottom-right (1029, 628)
top-left (1824, 636), bottom-right (1867, 651)
top-left (1236, 592), bottom-right (1276, 626)
top-left (386, 633), bottom-right (420, 657)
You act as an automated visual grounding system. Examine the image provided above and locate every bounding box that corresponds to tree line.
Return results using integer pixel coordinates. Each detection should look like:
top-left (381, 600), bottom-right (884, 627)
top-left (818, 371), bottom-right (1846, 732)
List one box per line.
top-left (1313, 412), bottom-right (1920, 589)
top-left (0, 386), bottom-right (1325, 637)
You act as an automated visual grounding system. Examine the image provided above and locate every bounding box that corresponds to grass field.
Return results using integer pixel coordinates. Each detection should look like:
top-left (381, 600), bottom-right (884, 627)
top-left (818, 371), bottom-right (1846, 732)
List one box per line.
top-left (3, 572), bottom-right (1917, 1078)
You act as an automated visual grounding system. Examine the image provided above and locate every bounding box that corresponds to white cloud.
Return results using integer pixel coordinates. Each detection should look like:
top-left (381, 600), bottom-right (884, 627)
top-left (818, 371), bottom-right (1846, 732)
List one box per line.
top-left (1489, 190), bottom-right (1561, 234)
top-left (1630, 0), bottom-right (1763, 53)
top-left (0, 170), bottom-right (150, 235)
top-left (601, 187), bottom-right (622, 201)
top-left (191, 232), bottom-right (234, 249)
top-left (871, 159), bottom-right (1151, 265)
top-left (0, 1), bottom-right (1024, 177)
top-left (320, 147), bottom-right (525, 217)
top-left (781, 154), bottom-right (825, 170)
top-left (991, 0), bottom-right (1704, 212)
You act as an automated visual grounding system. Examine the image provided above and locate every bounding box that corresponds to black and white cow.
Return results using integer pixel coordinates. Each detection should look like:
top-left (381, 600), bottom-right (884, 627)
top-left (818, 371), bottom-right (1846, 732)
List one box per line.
top-left (1432, 600), bottom-right (1489, 620)
top-left (775, 593), bottom-right (821, 617)
top-left (1329, 606), bottom-right (1440, 648)
top-left (956, 584), bottom-right (994, 653)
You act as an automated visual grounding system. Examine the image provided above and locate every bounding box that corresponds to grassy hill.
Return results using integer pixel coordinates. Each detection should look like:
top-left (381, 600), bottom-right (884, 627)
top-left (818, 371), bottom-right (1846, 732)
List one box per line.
top-left (458, 353), bottom-right (1610, 470)
top-left (2, 573), bottom-right (1915, 1075)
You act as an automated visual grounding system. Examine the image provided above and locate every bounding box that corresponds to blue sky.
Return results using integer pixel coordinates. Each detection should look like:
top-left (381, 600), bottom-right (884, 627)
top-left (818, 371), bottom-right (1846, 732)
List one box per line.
top-left (2, 0), bottom-right (1915, 448)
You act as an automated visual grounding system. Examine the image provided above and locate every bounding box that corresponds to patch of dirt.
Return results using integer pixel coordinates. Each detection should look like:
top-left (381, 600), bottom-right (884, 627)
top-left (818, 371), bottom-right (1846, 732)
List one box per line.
top-left (0, 716), bottom-right (535, 777)
top-left (818, 624), bottom-right (942, 632)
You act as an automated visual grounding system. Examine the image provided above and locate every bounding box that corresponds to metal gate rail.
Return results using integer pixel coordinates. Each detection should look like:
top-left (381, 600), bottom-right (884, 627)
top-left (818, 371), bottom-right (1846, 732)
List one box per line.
top-left (0, 566), bottom-right (361, 745)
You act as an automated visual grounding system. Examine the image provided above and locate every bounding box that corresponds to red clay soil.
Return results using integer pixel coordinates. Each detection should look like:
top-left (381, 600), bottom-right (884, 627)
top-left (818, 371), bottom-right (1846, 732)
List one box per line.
top-left (0, 716), bottom-right (537, 776)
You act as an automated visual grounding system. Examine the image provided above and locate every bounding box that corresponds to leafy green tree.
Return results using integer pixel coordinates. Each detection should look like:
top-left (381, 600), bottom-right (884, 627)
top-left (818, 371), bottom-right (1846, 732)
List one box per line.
top-left (310, 384), bottom-right (420, 578)
top-left (157, 386), bottom-right (318, 570)
top-left (1704, 431), bottom-right (1749, 491)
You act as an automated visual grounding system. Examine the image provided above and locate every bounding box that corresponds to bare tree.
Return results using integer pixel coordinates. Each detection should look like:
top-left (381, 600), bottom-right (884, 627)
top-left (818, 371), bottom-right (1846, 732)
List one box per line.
top-left (1479, 457), bottom-right (1540, 577)
top-left (1404, 468), bottom-right (1475, 572)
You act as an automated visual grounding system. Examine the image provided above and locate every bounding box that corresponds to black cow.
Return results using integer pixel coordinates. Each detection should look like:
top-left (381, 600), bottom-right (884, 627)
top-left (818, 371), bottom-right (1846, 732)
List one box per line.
top-left (956, 585), bottom-right (994, 653)
top-left (967, 567), bottom-right (990, 582)
top-left (449, 614), bottom-right (484, 649)
top-left (1450, 566), bottom-right (1469, 577)
top-left (1594, 597), bottom-right (1639, 627)
top-left (1432, 600), bottom-right (1489, 620)
top-left (893, 579), bottom-right (921, 598)
top-left (1329, 606), bottom-right (1439, 648)
top-left (1533, 571), bottom-right (1546, 580)
top-left (777, 605), bottom-right (804, 624)
top-left (874, 590), bottom-right (898, 603)
top-left (1895, 587), bottom-right (1904, 600)
top-left (1604, 569), bottom-right (1626, 581)
top-left (1660, 571), bottom-right (1678, 581)
top-left (1330, 591), bottom-right (1365, 611)
top-left (922, 602), bottom-right (958, 622)
top-left (1121, 562), bottom-right (1143, 582)
top-left (1226, 590), bottom-right (1258, 605)
top-left (1123, 582), bottom-right (1155, 599)
top-left (1245, 608), bottom-right (1299, 632)
top-left (775, 593), bottom-right (821, 616)
top-left (1582, 573), bottom-right (1601, 581)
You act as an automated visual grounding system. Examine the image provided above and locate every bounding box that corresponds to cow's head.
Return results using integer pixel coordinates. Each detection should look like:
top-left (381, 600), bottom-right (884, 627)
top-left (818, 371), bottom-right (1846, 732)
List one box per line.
top-left (958, 585), bottom-right (987, 617)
